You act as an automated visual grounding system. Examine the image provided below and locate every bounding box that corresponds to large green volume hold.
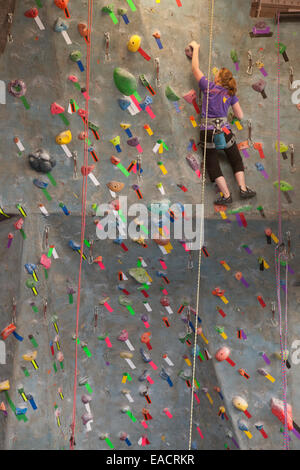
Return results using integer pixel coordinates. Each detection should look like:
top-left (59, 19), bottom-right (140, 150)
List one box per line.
top-left (113, 68), bottom-right (137, 96)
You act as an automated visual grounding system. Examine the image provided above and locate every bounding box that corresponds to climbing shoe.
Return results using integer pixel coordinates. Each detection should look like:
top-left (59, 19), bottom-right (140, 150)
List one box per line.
top-left (239, 187), bottom-right (256, 199)
top-left (214, 194), bottom-right (232, 206)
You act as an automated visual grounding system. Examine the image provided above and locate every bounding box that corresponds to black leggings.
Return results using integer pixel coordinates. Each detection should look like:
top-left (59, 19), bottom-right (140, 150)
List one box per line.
top-left (199, 130), bottom-right (244, 182)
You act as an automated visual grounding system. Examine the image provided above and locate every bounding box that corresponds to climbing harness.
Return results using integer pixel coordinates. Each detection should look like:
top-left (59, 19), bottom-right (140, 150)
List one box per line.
top-left (199, 117), bottom-right (236, 150)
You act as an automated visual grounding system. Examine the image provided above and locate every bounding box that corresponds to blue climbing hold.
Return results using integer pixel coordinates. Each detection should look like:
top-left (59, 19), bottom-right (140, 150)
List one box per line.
top-left (118, 99), bottom-right (131, 110)
top-left (69, 240), bottom-right (80, 251)
top-left (33, 179), bottom-right (48, 189)
top-left (25, 263), bottom-right (37, 274)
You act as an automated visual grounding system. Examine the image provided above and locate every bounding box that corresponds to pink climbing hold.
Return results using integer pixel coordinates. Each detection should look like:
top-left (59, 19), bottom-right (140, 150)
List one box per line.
top-left (40, 254), bottom-right (51, 269)
top-left (14, 218), bottom-right (24, 230)
top-left (118, 330), bottom-right (129, 342)
top-left (50, 102), bottom-right (65, 115)
top-left (57, 351), bottom-right (64, 362)
top-left (68, 75), bottom-right (78, 83)
top-left (270, 398), bottom-right (293, 430)
top-left (215, 346), bottom-right (230, 362)
top-left (215, 346), bottom-right (236, 367)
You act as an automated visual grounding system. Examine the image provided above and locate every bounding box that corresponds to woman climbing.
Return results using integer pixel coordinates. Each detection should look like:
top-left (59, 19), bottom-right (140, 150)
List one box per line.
top-left (189, 40), bottom-right (256, 205)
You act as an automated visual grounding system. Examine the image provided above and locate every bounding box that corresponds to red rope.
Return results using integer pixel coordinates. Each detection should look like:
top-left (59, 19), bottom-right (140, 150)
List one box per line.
top-left (276, 11), bottom-right (289, 451)
top-left (70, 0), bottom-right (93, 450)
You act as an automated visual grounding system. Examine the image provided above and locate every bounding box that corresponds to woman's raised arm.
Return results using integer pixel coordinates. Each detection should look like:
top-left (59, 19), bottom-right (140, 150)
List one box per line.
top-left (190, 41), bottom-right (204, 82)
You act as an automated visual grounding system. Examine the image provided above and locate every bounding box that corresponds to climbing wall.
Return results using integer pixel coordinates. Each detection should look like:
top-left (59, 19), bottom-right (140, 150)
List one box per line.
top-left (0, 0), bottom-right (299, 450)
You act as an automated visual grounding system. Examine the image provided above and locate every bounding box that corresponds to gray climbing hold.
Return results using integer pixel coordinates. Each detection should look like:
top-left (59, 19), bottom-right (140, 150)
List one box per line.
top-left (29, 149), bottom-right (56, 173)
top-left (128, 267), bottom-right (149, 284)
top-left (118, 295), bottom-right (132, 306)
top-left (54, 17), bottom-right (68, 32)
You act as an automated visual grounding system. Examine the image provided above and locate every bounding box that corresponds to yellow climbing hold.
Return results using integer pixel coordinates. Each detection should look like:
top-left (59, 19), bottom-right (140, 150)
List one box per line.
top-left (22, 350), bottom-right (37, 362)
top-left (56, 130), bottom-right (72, 145)
top-left (127, 35), bottom-right (141, 52)
top-left (0, 380), bottom-right (10, 391)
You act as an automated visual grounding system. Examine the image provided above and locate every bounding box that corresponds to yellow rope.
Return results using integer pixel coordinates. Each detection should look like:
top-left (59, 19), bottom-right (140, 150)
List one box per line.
top-left (188, 0), bottom-right (215, 450)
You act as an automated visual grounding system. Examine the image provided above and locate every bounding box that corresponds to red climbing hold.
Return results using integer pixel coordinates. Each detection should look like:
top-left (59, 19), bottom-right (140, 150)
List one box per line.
top-left (81, 165), bottom-right (95, 176)
top-left (24, 8), bottom-right (38, 18)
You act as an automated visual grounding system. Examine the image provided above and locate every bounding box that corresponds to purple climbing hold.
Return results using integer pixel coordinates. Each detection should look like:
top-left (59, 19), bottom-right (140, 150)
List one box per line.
top-left (186, 153), bottom-right (200, 171)
top-left (81, 412), bottom-right (93, 425)
top-left (127, 137), bottom-right (139, 147)
top-left (141, 314), bottom-right (148, 323)
top-left (81, 394), bottom-right (92, 404)
top-left (252, 79), bottom-right (267, 99)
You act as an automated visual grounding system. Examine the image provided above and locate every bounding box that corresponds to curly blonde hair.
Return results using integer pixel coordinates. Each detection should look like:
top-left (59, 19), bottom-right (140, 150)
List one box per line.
top-left (217, 68), bottom-right (237, 96)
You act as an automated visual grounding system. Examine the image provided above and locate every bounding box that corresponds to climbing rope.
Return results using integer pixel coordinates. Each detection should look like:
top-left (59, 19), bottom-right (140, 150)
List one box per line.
top-left (188, 0), bottom-right (215, 450)
top-left (70, 0), bottom-right (94, 450)
top-left (275, 11), bottom-right (289, 451)
top-left (275, 249), bottom-right (289, 450)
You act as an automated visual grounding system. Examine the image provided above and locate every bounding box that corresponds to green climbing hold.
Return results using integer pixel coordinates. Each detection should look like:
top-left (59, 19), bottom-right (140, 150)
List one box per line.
top-left (276, 42), bottom-right (286, 54)
top-left (26, 279), bottom-right (37, 289)
top-left (128, 267), bottom-right (149, 284)
top-left (230, 49), bottom-right (239, 63)
top-left (275, 141), bottom-right (289, 153)
top-left (227, 205), bottom-right (252, 215)
top-left (88, 121), bottom-right (99, 132)
top-left (215, 326), bottom-right (225, 334)
top-left (102, 5), bottom-right (114, 13)
top-left (139, 74), bottom-right (150, 88)
top-left (273, 181), bottom-right (293, 192)
top-left (70, 50), bottom-right (82, 62)
top-left (113, 68), bottom-right (137, 96)
top-left (165, 85), bottom-right (180, 102)
top-left (178, 332), bottom-right (192, 344)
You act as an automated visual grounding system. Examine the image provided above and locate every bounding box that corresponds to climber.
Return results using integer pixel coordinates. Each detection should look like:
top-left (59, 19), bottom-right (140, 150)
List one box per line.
top-left (189, 41), bottom-right (256, 205)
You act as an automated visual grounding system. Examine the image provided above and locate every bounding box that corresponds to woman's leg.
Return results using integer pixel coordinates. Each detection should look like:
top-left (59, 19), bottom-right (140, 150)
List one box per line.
top-left (223, 134), bottom-right (245, 182)
top-left (224, 135), bottom-right (256, 198)
top-left (215, 176), bottom-right (231, 198)
top-left (200, 130), bottom-right (232, 203)
top-left (234, 171), bottom-right (247, 191)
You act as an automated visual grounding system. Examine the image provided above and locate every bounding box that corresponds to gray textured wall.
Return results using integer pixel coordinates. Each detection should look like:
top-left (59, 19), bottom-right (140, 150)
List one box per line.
top-left (0, 0), bottom-right (299, 450)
